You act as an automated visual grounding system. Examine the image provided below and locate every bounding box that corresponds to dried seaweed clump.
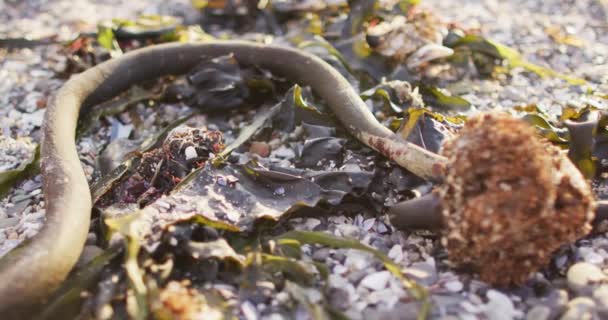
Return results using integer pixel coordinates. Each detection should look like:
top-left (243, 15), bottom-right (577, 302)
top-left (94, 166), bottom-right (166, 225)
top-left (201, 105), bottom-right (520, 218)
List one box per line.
top-left (439, 113), bottom-right (595, 286)
top-left (366, 11), bottom-right (452, 68)
top-left (102, 126), bottom-right (224, 207)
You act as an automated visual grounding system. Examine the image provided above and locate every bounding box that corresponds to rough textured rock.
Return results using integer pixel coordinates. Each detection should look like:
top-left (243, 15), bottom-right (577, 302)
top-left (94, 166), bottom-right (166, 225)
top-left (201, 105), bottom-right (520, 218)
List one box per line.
top-left (440, 113), bottom-right (595, 286)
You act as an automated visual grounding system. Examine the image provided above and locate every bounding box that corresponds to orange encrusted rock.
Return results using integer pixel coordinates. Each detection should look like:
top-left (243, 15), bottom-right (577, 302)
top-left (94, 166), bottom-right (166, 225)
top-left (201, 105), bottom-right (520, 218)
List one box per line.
top-left (439, 113), bottom-right (595, 286)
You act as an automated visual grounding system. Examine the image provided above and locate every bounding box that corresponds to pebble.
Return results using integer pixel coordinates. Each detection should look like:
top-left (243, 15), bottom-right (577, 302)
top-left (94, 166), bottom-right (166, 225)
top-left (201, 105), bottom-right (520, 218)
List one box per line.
top-left (0, 217), bottom-right (19, 228)
top-left (241, 301), bottom-right (258, 320)
top-left (329, 274), bottom-right (357, 304)
top-left (362, 218), bottom-right (375, 231)
top-left (366, 302), bottom-right (423, 320)
top-left (376, 221), bottom-right (389, 233)
top-left (184, 146), bottom-right (197, 160)
top-left (20, 109), bottom-right (44, 128)
top-left (275, 291), bottom-right (289, 304)
top-left (526, 305), bottom-right (551, 320)
top-left (10, 193), bottom-right (34, 204)
top-left (312, 248), bottom-right (330, 261)
top-left (333, 264), bottom-right (348, 275)
top-left (387, 244), bottom-right (404, 263)
top-left (336, 224), bottom-right (360, 238)
top-left (348, 269), bottom-right (368, 284)
top-left (329, 287), bottom-right (352, 309)
top-left (273, 186), bottom-right (285, 196)
top-left (367, 288), bottom-right (399, 308)
top-left (560, 297), bottom-right (596, 320)
top-left (303, 218), bottom-right (321, 230)
top-left (272, 146), bottom-right (295, 159)
top-left (578, 246), bottom-right (605, 264)
top-left (593, 285), bottom-right (608, 309)
top-left (86, 232), bottom-right (98, 245)
top-left (359, 270), bottom-right (392, 291)
top-left (483, 290), bottom-right (522, 320)
top-left (344, 250), bottom-right (374, 270)
top-left (21, 210), bottom-right (44, 223)
top-left (404, 261), bottom-right (437, 285)
top-left (445, 280), bottom-right (464, 292)
top-left (21, 179), bottom-right (41, 192)
top-left (567, 262), bottom-right (607, 290)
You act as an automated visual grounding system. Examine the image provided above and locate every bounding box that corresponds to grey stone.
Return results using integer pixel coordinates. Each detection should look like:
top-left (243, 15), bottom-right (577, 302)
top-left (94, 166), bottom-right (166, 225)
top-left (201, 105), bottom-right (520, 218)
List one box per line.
top-left (359, 270), bottom-right (392, 291)
top-left (526, 305), bottom-right (551, 320)
top-left (347, 269), bottom-right (368, 285)
top-left (362, 302), bottom-right (423, 320)
top-left (329, 287), bottom-right (351, 310)
top-left (445, 280), bottom-right (463, 292)
top-left (312, 247), bottom-right (330, 261)
top-left (483, 290), bottom-right (522, 320)
top-left (0, 217), bottom-right (19, 228)
top-left (404, 262), bottom-right (438, 285)
top-left (387, 244), bottom-right (404, 263)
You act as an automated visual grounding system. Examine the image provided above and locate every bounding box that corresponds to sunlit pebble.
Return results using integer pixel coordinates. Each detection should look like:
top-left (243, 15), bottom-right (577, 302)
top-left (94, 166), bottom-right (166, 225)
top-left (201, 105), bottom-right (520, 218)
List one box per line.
top-left (579, 247), bottom-right (605, 264)
top-left (376, 222), bottom-right (389, 233)
top-left (276, 291), bottom-right (290, 304)
top-left (554, 254), bottom-right (568, 269)
top-left (304, 218), bottom-right (321, 230)
top-left (445, 280), bottom-right (464, 292)
top-left (460, 300), bottom-right (482, 314)
top-left (265, 314), bottom-right (283, 320)
top-left (334, 264), bottom-right (348, 275)
top-left (483, 290), bottom-right (522, 319)
top-left (241, 301), bottom-right (258, 320)
top-left (156, 200), bottom-right (170, 210)
top-left (328, 160), bottom-right (336, 169)
top-left (273, 186), bottom-right (285, 196)
top-left (387, 244), bottom-right (403, 263)
top-left (98, 304), bottom-right (113, 320)
top-left (217, 176), bottom-right (227, 186)
top-left (184, 146), bottom-right (197, 160)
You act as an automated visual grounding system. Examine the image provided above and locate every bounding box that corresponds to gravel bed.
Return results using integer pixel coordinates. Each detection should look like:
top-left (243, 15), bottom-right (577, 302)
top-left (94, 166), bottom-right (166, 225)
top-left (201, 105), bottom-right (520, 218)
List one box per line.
top-left (1, 1), bottom-right (608, 319)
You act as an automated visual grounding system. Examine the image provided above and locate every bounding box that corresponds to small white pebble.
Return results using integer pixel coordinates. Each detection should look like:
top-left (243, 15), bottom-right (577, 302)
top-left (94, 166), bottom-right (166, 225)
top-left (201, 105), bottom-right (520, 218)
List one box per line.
top-left (241, 301), bottom-right (258, 320)
top-left (445, 280), bottom-right (464, 292)
top-left (273, 187), bottom-right (285, 196)
top-left (359, 270), bottom-right (392, 291)
top-left (184, 146), bottom-right (197, 160)
top-left (388, 244), bottom-right (403, 263)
